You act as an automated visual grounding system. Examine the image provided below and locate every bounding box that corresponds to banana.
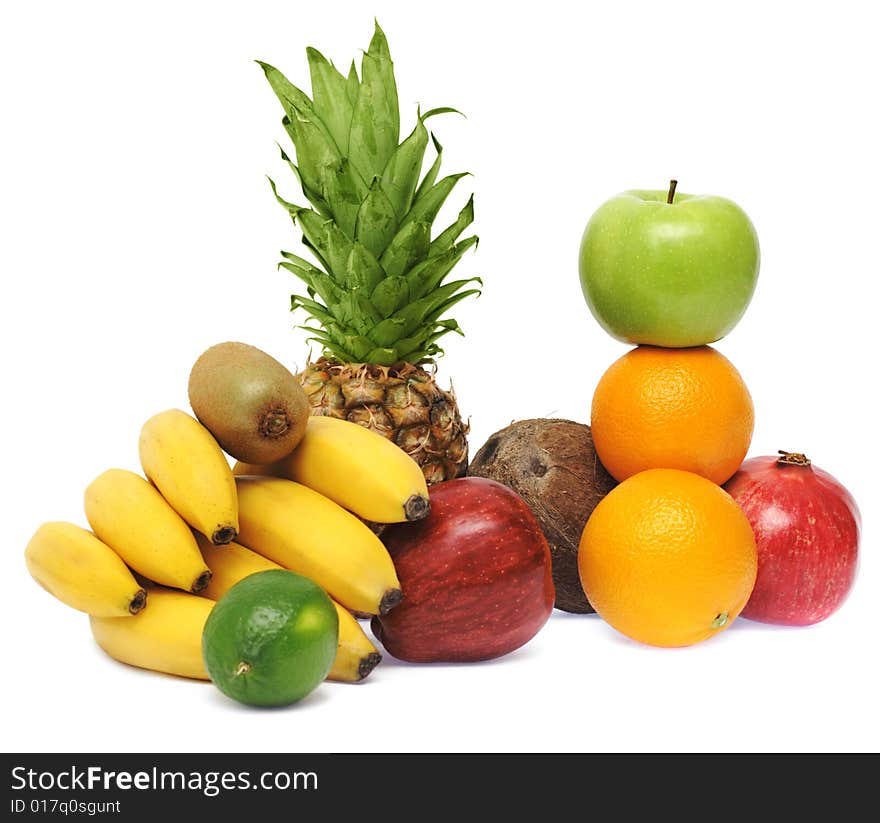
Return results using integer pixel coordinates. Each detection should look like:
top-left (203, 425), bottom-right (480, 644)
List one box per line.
top-left (195, 534), bottom-right (381, 682)
top-left (139, 409), bottom-right (238, 545)
top-left (85, 469), bottom-right (212, 593)
top-left (90, 588), bottom-right (213, 680)
top-left (194, 533), bottom-right (281, 601)
top-left (25, 522), bottom-right (147, 617)
top-left (329, 604), bottom-right (382, 683)
top-left (233, 416), bottom-right (430, 523)
top-left (235, 475), bottom-right (402, 615)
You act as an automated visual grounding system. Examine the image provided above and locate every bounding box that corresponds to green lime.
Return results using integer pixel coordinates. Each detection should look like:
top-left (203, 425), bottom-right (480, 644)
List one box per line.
top-left (202, 569), bottom-right (338, 707)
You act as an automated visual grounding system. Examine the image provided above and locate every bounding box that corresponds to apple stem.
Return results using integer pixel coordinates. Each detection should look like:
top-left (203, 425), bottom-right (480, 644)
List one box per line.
top-left (666, 179), bottom-right (678, 204)
top-left (777, 450), bottom-right (812, 467)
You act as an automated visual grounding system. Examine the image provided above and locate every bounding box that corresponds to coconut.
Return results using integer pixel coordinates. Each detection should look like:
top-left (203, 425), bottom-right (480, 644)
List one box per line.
top-left (468, 419), bottom-right (617, 613)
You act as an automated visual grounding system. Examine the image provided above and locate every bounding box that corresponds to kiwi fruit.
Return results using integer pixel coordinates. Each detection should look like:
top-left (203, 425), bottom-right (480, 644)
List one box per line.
top-left (188, 342), bottom-right (310, 464)
top-left (469, 418), bottom-right (617, 614)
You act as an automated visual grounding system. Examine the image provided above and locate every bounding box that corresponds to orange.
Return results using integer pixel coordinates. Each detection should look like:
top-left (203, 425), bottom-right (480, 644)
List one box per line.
top-left (591, 345), bottom-right (753, 485)
top-left (578, 468), bottom-right (757, 648)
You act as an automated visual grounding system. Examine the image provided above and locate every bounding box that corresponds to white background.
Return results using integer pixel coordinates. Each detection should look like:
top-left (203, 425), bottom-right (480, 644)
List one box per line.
top-left (2, 0), bottom-right (877, 753)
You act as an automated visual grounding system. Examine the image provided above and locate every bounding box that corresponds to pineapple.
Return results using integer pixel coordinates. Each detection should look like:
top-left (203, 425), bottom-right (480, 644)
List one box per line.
top-left (260, 23), bottom-right (479, 483)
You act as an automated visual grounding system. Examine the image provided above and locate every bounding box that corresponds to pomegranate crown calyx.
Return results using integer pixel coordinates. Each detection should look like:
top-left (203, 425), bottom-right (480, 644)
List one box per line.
top-left (777, 450), bottom-right (812, 467)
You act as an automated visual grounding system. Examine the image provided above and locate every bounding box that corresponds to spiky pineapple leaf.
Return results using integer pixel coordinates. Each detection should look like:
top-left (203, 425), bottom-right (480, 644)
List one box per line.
top-left (319, 158), bottom-right (367, 237)
top-left (278, 260), bottom-right (314, 288)
top-left (421, 107), bottom-right (464, 120)
top-left (280, 115), bottom-right (299, 152)
top-left (345, 243), bottom-right (386, 292)
top-left (341, 334), bottom-right (375, 361)
top-left (307, 47), bottom-right (354, 155)
top-left (431, 195), bottom-right (475, 255)
top-left (421, 286), bottom-right (481, 325)
top-left (393, 278), bottom-right (482, 338)
top-left (369, 312), bottom-right (463, 354)
top-left (366, 317), bottom-right (406, 348)
top-left (371, 275), bottom-right (410, 318)
top-left (279, 251), bottom-right (345, 309)
top-left (300, 327), bottom-right (360, 363)
top-left (395, 288), bottom-right (482, 360)
top-left (294, 208), bottom-right (354, 279)
top-left (334, 293), bottom-right (375, 336)
top-left (363, 347), bottom-right (400, 366)
top-left (290, 294), bottom-right (337, 327)
top-left (393, 319), bottom-right (464, 362)
top-left (406, 172), bottom-right (469, 231)
top-left (355, 177), bottom-right (398, 258)
top-left (300, 236), bottom-right (330, 274)
top-left (370, 173), bottom-right (468, 282)
top-left (279, 248), bottom-right (322, 272)
top-left (267, 176), bottom-right (301, 213)
top-left (350, 287), bottom-right (383, 328)
top-left (414, 134), bottom-right (443, 204)
top-left (283, 108), bottom-right (366, 235)
top-left (276, 147), bottom-right (332, 218)
top-left (348, 23), bottom-right (400, 182)
top-left (297, 325), bottom-right (338, 350)
top-left (379, 221), bottom-right (431, 279)
top-left (380, 117), bottom-right (428, 220)
top-left (345, 61), bottom-right (359, 106)
top-left (258, 61), bottom-right (315, 118)
top-left (407, 236), bottom-right (479, 300)
top-left (379, 108), bottom-right (454, 221)
top-left (282, 105), bottom-right (338, 190)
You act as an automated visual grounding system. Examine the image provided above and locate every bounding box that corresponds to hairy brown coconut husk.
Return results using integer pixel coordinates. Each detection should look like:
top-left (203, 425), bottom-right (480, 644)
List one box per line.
top-left (469, 418), bottom-right (617, 613)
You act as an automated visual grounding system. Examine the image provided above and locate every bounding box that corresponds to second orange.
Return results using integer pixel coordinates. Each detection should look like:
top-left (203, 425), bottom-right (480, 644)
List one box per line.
top-left (590, 345), bottom-right (754, 485)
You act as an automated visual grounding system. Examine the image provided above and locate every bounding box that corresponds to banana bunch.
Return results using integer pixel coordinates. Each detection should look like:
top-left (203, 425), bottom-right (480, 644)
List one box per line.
top-left (26, 405), bottom-right (424, 686)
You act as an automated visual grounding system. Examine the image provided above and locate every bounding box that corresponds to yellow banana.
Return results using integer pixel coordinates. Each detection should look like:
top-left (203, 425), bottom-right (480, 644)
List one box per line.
top-left (235, 475), bottom-right (402, 615)
top-left (194, 533), bottom-right (281, 601)
top-left (85, 469), bottom-right (212, 593)
top-left (329, 604), bottom-right (382, 683)
top-left (139, 409), bottom-right (238, 545)
top-left (195, 534), bottom-right (381, 682)
top-left (233, 416), bottom-right (430, 523)
top-left (90, 588), bottom-right (213, 680)
top-left (25, 522), bottom-right (147, 617)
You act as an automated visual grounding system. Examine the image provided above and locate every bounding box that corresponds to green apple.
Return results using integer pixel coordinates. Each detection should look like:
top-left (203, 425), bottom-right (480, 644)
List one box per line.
top-left (578, 182), bottom-right (760, 347)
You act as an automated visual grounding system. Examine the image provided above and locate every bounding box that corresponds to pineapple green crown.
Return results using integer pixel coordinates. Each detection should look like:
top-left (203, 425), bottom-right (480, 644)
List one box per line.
top-left (260, 22), bottom-right (479, 367)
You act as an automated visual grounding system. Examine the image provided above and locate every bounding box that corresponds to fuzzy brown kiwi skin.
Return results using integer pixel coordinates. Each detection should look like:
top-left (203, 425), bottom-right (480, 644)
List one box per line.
top-left (469, 419), bottom-right (617, 614)
top-left (188, 342), bottom-right (310, 464)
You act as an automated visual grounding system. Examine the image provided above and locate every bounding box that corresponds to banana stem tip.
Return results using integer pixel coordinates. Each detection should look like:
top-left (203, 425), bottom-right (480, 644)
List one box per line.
top-left (211, 525), bottom-right (238, 545)
top-left (379, 588), bottom-right (403, 615)
top-left (129, 589), bottom-right (148, 615)
top-left (192, 570), bottom-right (213, 593)
top-left (404, 494), bottom-right (431, 522)
top-left (358, 652), bottom-right (382, 681)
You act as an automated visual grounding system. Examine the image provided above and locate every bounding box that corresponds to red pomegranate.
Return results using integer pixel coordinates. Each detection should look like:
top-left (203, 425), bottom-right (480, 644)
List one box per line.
top-left (724, 451), bottom-right (860, 626)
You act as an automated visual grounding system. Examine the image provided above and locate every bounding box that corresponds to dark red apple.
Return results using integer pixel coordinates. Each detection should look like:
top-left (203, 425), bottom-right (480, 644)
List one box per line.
top-left (724, 451), bottom-right (861, 626)
top-left (371, 477), bottom-right (555, 662)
